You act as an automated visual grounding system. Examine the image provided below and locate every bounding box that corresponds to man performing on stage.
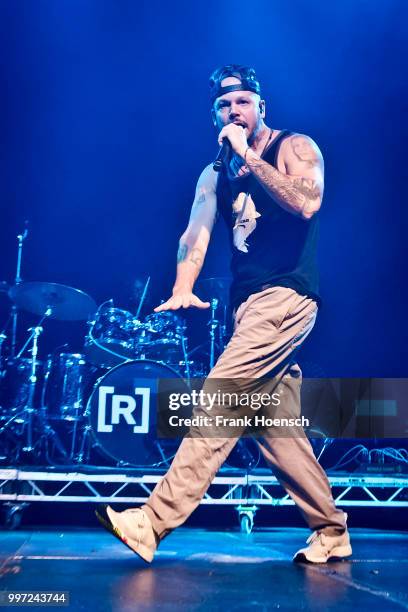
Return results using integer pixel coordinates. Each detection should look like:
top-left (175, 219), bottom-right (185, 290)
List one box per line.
top-left (96, 64), bottom-right (352, 564)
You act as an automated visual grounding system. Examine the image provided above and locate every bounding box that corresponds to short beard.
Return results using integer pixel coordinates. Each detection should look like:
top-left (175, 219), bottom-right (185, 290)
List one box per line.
top-left (247, 119), bottom-right (267, 146)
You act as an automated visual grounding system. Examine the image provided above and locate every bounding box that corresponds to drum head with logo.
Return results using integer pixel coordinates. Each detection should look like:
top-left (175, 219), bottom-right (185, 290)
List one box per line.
top-left (86, 360), bottom-right (189, 467)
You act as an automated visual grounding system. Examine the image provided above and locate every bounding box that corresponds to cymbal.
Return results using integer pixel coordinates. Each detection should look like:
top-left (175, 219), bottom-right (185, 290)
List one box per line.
top-left (195, 277), bottom-right (231, 303)
top-left (9, 282), bottom-right (97, 321)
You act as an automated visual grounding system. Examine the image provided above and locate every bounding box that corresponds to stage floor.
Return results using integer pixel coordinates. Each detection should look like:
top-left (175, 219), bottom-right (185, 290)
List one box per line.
top-left (1, 527), bottom-right (407, 611)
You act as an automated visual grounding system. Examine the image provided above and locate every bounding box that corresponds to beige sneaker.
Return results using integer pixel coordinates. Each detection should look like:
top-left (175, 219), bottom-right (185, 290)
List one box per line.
top-left (293, 529), bottom-right (352, 563)
top-left (95, 505), bottom-right (158, 563)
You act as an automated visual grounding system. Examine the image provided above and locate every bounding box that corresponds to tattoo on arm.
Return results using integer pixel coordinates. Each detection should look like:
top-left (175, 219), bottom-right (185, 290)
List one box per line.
top-left (245, 155), bottom-right (321, 216)
top-left (290, 136), bottom-right (319, 169)
top-left (291, 178), bottom-right (320, 200)
top-left (177, 243), bottom-right (204, 267)
top-left (189, 192), bottom-right (206, 222)
top-left (189, 248), bottom-right (203, 266)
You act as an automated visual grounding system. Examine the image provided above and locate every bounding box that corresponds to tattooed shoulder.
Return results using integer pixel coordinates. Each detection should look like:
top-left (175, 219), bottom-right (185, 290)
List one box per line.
top-left (289, 134), bottom-right (321, 169)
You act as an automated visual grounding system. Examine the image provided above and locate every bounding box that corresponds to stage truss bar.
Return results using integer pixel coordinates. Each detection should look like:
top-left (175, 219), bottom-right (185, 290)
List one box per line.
top-left (0, 469), bottom-right (407, 507)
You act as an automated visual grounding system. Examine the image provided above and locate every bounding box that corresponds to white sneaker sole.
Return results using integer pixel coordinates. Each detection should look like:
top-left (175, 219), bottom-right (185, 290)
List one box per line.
top-left (294, 544), bottom-right (352, 563)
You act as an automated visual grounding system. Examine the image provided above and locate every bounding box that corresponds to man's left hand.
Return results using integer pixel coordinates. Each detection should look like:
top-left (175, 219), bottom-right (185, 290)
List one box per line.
top-left (218, 124), bottom-right (248, 159)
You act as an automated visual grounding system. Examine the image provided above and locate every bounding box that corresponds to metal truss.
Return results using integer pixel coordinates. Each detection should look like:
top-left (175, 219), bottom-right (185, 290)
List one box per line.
top-left (1, 468), bottom-right (407, 507)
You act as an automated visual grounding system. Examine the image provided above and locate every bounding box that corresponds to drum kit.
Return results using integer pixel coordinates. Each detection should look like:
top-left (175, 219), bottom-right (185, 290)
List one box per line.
top-left (0, 227), bottom-right (232, 468)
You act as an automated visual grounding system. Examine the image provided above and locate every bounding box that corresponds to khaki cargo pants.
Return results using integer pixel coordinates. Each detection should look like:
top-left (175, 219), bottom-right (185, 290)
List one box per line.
top-left (143, 286), bottom-right (346, 538)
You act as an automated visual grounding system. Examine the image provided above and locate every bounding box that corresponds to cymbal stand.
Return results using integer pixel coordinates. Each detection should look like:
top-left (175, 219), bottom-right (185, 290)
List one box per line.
top-left (0, 309), bottom-right (52, 454)
top-left (17, 324), bottom-right (43, 453)
top-left (208, 298), bottom-right (219, 371)
top-left (11, 223), bottom-right (29, 358)
top-left (16, 316), bottom-right (69, 462)
top-left (186, 299), bottom-right (223, 374)
top-left (0, 332), bottom-right (7, 421)
top-left (218, 304), bottom-right (228, 352)
top-left (16, 308), bottom-right (51, 360)
top-left (179, 325), bottom-right (191, 382)
top-left (75, 421), bottom-right (92, 464)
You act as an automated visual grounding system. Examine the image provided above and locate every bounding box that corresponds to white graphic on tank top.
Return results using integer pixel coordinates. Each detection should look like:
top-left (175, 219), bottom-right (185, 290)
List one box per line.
top-left (232, 191), bottom-right (260, 253)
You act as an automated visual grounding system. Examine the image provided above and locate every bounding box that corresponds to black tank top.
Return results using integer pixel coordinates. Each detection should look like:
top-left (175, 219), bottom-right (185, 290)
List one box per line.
top-left (216, 129), bottom-right (321, 310)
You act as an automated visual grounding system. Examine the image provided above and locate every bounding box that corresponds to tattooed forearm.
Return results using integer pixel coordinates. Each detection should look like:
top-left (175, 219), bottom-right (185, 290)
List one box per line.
top-left (245, 152), bottom-right (321, 219)
top-left (177, 243), bottom-right (204, 267)
top-left (289, 177), bottom-right (320, 203)
top-left (189, 247), bottom-right (204, 266)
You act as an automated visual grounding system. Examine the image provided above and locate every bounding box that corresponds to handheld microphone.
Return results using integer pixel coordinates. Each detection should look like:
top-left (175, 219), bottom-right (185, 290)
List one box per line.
top-left (213, 139), bottom-right (230, 172)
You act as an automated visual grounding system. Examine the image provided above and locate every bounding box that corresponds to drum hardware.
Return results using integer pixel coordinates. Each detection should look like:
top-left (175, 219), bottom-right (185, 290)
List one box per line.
top-left (74, 423), bottom-right (93, 465)
top-left (150, 439), bottom-right (177, 468)
top-left (307, 428), bottom-right (334, 461)
top-left (180, 331), bottom-right (191, 381)
top-left (0, 271), bottom-right (242, 468)
top-left (208, 298), bottom-right (219, 370)
top-left (219, 303), bottom-right (228, 352)
top-left (0, 353), bottom-right (45, 464)
top-left (35, 417), bottom-right (69, 465)
top-left (0, 322), bottom-right (45, 456)
top-left (134, 276), bottom-right (150, 320)
top-left (15, 324), bottom-right (44, 452)
top-left (16, 307), bottom-right (51, 356)
top-left (187, 277), bottom-right (231, 370)
top-left (2, 282), bottom-right (97, 463)
top-left (10, 221), bottom-right (29, 358)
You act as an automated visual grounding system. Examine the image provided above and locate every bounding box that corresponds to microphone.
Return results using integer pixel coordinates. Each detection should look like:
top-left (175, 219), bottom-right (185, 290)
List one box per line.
top-left (22, 220), bottom-right (29, 240)
top-left (213, 138), bottom-right (230, 172)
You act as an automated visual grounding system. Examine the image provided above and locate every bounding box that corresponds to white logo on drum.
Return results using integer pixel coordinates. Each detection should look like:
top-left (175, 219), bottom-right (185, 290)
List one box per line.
top-left (97, 385), bottom-right (150, 433)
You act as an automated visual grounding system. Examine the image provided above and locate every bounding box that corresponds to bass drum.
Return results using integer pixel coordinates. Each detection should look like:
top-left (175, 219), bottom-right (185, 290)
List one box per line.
top-left (85, 360), bottom-right (190, 467)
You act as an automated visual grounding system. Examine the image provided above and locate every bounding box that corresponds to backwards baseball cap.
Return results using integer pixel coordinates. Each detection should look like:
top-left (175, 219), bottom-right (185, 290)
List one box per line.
top-left (209, 64), bottom-right (261, 104)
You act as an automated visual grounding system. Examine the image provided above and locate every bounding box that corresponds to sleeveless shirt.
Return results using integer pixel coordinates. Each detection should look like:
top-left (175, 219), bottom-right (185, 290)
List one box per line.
top-left (216, 129), bottom-right (321, 310)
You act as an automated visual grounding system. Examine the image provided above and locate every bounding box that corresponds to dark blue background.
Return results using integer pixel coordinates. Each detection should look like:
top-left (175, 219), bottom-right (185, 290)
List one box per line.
top-left (1, 0), bottom-right (407, 376)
